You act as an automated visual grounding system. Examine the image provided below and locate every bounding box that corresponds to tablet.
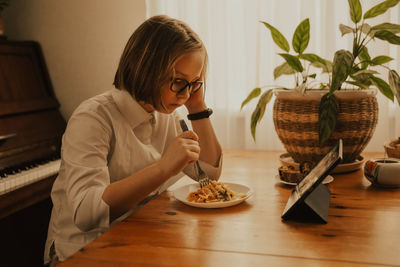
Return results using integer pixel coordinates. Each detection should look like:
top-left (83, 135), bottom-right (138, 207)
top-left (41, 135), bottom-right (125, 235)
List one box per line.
top-left (282, 139), bottom-right (343, 220)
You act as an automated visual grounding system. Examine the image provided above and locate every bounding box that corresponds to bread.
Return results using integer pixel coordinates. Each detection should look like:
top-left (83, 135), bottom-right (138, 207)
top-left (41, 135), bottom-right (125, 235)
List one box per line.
top-left (278, 165), bottom-right (304, 183)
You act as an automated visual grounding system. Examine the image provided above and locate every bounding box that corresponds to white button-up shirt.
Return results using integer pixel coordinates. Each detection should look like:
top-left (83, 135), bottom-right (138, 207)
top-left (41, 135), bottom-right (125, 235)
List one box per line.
top-left (44, 89), bottom-right (222, 263)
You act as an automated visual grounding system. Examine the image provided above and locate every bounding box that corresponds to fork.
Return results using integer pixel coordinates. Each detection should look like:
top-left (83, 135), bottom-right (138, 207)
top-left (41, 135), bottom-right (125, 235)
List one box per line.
top-left (179, 119), bottom-right (210, 188)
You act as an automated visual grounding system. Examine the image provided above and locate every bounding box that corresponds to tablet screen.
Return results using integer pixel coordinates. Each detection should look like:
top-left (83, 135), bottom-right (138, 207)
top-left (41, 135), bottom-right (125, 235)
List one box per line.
top-left (296, 141), bottom-right (342, 196)
top-left (282, 139), bottom-right (343, 220)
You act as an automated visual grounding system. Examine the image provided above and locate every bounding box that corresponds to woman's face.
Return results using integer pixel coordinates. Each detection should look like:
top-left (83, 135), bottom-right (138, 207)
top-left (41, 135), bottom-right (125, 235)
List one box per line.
top-left (158, 50), bottom-right (205, 114)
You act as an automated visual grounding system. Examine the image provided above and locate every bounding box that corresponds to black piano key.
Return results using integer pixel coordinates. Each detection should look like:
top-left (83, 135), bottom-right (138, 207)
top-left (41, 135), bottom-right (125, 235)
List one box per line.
top-left (0, 154), bottom-right (60, 179)
top-left (5, 169), bottom-right (18, 175)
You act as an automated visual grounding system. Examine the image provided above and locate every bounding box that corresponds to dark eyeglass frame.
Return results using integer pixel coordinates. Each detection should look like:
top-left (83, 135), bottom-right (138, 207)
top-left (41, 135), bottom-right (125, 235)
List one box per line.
top-left (170, 77), bottom-right (203, 95)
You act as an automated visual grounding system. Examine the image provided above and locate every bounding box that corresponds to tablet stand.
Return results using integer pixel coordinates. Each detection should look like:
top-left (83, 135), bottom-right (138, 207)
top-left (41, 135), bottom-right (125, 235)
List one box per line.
top-left (283, 183), bottom-right (331, 223)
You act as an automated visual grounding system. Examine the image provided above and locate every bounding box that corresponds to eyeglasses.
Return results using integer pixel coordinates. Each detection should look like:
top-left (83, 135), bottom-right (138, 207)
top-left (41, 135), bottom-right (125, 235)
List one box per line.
top-left (170, 77), bottom-right (203, 95)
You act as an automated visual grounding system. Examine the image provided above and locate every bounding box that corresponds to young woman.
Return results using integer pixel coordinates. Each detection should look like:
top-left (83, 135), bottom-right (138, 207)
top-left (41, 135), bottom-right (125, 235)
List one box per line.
top-left (44, 15), bottom-right (222, 265)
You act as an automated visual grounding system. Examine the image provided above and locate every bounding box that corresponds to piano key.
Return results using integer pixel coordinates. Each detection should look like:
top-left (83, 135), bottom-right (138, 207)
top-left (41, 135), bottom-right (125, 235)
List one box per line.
top-left (0, 158), bottom-right (61, 196)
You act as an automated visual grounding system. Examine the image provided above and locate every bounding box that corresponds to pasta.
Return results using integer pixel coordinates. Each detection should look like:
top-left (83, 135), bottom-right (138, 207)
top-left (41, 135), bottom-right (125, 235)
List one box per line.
top-left (187, 180), bottom-right (246, 203)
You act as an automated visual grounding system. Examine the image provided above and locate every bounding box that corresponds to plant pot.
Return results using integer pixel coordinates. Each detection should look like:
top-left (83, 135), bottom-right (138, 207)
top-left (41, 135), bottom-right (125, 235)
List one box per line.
top-left (273, 89), bottom-right (378, 164)
top-left (384, 137), bottom-right (400, 159)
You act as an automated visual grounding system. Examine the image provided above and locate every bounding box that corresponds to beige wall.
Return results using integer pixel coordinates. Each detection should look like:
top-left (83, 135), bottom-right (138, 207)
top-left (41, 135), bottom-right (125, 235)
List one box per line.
top-left (3, 0), bottom-right (146, 119)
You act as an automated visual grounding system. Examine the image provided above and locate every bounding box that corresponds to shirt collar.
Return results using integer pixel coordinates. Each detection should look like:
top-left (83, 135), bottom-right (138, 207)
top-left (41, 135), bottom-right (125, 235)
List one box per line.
top-left (111, 89), bottom-right (154, 129)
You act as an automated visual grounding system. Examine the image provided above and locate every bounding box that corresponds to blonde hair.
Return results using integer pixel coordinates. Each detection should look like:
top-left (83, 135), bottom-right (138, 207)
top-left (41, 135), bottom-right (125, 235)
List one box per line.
top-left (113, 15), bottom-right (208, 108)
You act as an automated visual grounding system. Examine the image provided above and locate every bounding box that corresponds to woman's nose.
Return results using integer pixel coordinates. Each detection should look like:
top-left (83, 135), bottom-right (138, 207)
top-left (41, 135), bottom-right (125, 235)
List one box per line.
top-left (176, 87), bottom-right (191, 99)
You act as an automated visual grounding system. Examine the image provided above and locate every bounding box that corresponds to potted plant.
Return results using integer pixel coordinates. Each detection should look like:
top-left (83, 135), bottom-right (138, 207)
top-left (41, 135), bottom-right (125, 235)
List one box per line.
top-left (241, 0), bottom-right (400, 164)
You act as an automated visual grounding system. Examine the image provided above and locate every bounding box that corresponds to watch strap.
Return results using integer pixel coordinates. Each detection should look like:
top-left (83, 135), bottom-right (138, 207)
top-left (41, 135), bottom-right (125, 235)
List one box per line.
top-left (187, 108), bottom-right (213, 120)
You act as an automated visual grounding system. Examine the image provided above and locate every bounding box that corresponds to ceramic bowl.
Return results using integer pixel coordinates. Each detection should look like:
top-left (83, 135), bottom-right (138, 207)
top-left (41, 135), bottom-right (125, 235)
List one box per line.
top-left (364, 158), bottom-right (400, 188)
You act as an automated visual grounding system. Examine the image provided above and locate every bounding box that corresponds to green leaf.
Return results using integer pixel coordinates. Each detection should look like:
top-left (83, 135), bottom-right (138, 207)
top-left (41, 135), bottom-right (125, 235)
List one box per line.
top-left (250, 106), bottom-right (261, 141)
top-left (388, 70), bottom-right (400, 105)
top-left (358, 46), bottom-right (371, 69)
top-left (350, 72), bottom-right (372, 86)
top-left (320, 83), bottom-right (329, 89)
top-left (249, 89), bottom-right (274, 140)
top-left (353, 41), bottom-right (360, 58)
top-left (359, 23), bottom-right (372, 35)
top-left (256, 89), bottom-right (274, 123)
top-left (260, 21), bottom-right (290, 52)
top-left (348, 0), bottom-right (362, 23)
top-left (364, 0), bottom-right (400, 19)
top-left (308, 73), bottom-right (317, 79)
top-left (292, 18), bottom-right (310, 54)
top-left (344, 80), bottom-right (371, 89)
top-left (300, 53), bottom-right (332, 73)
top-left (371, 23), bottom-right (400, 34)
top-left (273, 62), bottom-right (296, 80)
top-left (374, 30), bottom-right (400, 45)
top-left (278, 53), bottom-right (303, 72)
top-left (351, 65), bottom-right (360, 73)
top-left (319, 93), bottom-right (339, 146)
top-left (241, 87), bottom-right (261, 110)
top-left (370, 75), bottom-right (395, 101)
top-left (358, 46), bottom-right (371, 60)
top-left (330, 50), bottom-right (354, 92)
top-left (313, 60), bottom-right (333, 73)
top-left (349, 72), bottom-right (375, 88)
top-left (299, 53), bottom-right (322, 63)
top-left (371, 55), bottom-right (393, 65)
top-left (339, 24), bottom-right (355, 36)
top-left (352, 69), bottom-right (379, 76)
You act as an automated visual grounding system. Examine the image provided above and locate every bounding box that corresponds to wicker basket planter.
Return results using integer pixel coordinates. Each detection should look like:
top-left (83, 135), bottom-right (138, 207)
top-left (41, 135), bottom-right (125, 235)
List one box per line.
top-left (273, 89), bottom-right (379, 164)
top-left (384, 137), bottom-right (400, 159)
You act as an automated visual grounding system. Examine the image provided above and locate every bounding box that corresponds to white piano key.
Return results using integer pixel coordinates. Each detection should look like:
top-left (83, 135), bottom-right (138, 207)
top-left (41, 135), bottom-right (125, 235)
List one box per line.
top-left (0, 159), bottom-right (61, 196)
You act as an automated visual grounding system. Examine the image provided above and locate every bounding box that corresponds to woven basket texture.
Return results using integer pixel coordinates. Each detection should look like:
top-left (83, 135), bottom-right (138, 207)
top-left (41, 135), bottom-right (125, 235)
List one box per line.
top-left (273, 95), bottom-right (378, 164)
top-left (385, 138), bottom-right (400, 159)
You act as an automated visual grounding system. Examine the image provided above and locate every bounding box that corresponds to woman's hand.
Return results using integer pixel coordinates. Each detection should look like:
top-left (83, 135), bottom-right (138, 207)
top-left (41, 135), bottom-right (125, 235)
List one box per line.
top-left (158, 130), bottom-right (200, 177)
top-left (184, 88), bottom-right (207, 114)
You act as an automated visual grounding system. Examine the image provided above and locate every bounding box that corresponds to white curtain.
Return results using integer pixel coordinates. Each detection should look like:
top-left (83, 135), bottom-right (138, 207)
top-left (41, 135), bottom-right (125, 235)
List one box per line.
top-left (146, 0), bottom-right (400, 152)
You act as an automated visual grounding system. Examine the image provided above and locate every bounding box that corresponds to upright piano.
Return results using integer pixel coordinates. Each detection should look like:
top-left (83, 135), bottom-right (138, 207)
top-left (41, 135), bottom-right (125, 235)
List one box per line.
top-left (0, 40), bottom-right (66, 266)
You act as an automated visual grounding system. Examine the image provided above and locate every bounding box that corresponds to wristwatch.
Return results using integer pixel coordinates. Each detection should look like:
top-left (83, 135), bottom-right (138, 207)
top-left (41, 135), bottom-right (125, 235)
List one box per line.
top-left (187, 108), bottom-right (213, 120)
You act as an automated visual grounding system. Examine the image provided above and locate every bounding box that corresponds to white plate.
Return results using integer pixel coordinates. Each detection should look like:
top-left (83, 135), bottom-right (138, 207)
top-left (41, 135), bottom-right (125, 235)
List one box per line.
top-left (275, 175), bottom-right (334, 186)
top-left (279, 153), bottom-right (365, 174)
top-left (173, 182), bottom-right (253, 208)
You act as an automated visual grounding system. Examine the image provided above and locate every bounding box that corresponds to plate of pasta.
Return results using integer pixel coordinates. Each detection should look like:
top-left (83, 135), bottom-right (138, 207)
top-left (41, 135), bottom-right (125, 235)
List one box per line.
top-left (173, 180), bottom-right (253, 208)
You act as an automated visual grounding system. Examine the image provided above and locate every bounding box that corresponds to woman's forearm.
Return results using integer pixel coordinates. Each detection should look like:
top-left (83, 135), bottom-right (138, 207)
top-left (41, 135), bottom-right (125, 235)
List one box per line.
top-left (102, 162), bottom-right (167, 221)
top-left (191, 118), bottom-right (222, 167)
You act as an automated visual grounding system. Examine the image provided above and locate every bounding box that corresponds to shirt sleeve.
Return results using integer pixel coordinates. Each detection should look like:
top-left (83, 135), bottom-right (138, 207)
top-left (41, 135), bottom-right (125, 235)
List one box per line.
top-left (61, 109), bottom-right (112, 232)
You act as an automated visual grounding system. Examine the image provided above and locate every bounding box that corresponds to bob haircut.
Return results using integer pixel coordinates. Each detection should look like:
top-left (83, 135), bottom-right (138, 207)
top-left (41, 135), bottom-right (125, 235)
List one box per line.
top-left (113, 15), bottom-right (208, 109)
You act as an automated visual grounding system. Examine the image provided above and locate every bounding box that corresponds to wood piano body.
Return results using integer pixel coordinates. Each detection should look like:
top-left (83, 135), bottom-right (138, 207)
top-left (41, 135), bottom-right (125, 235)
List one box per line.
top-left (0, 40), bottom-right (66, 266)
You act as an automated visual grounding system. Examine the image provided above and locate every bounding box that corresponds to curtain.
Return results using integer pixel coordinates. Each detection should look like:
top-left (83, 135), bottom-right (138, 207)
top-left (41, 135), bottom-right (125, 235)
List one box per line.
top-left (146, 0), bottom-right (400, 152)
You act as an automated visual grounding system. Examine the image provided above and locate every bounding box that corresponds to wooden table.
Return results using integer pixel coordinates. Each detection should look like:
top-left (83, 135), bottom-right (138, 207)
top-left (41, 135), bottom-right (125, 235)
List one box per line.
top-left (60, 150), bottom-right (400, 266)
